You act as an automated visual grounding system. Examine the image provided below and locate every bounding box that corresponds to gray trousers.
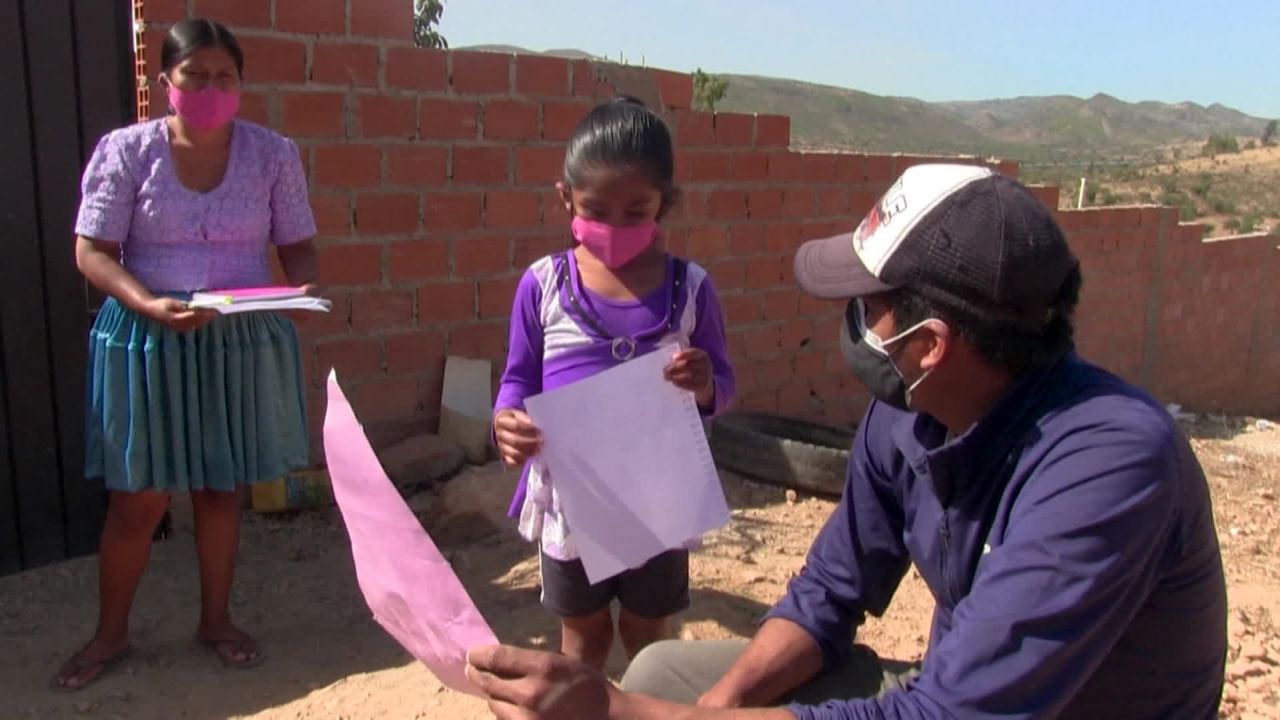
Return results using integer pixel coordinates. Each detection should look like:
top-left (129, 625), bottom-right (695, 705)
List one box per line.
top-left (620, 639), bottom-right (919, 706)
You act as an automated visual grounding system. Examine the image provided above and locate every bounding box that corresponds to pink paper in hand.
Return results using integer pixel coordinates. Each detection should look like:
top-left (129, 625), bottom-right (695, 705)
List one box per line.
top-left (323, 371), bottom-right (497, 695)
top-left (206, 286), bottom-right (306, 300)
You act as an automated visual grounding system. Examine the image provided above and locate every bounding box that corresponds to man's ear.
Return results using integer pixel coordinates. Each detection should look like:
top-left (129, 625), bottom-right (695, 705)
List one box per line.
top-left (917, 320), bottom-right (951, 374)
top-left (555, 181), bottom-right (574, 216)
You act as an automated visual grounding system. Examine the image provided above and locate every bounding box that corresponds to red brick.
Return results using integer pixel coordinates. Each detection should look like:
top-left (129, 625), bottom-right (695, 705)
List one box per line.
top-left (386, 145), bottom-right (449, 186)
top-left (675, 111), bottom-right (715, 146)
top-left (453, 146), bottom-right (510, 185)
top-left (352, 290), bottom-right (414, 331)
top-left (484, 100), bottom-right (539, 141)
top-left (276, 0), bottom-right (345, 34)
top-left (281, 92), bottom-right (346, 138)
top-left (237, 36), bottom-right (307, 85)
top-left (654, 69), bottom-right (693, 110)
top-left (356, 193), bottom-right (420, 235)
top-left (423, 192), bottom-right (484, 232)
top-left (864, 154), bottom-right (895, 183)
top-left (452, 51), bottom-right (511, 94)
top-left (479, 276), bottom-right (520, 319)
top-left (238, 91), bottom-right (271, 126)
top-left (766, 223), bottom-right (804, 253)
top-left (768, 153), bottom-right (806, 182)
top-left (388, 238), bottom-right (449, 282)
top-left (485, 191), bottom-right (542, 229)
top-left (835, 155), bottom-right (866, 184)
top-left (316, 242), bottom-right (380, 286)
top-left (542, 101), bottom-right (590, 141)
top-left (359, 95), bottom-right (417, 139)
top-left (419, 283), bottom-right (476, 323)
top-left (714, 113), bottom-right (755, 146)
top-left (746, 255), bottom-right (787, 288)
top-left (756, 115), bottom-right (790, 147)
top-left (748, 190), bottom-right (785, 220)
top-left (708, 191), bottom-right (748, 220)
top-left (354, 376), bottom-right (422, 423)
top-left (144, 0), bottom-right (186, 22)
top-left (516, 146), bottom-right (565, 185)
top-left (688, 152), bottom-right (733, 182)
top-left (516, 55), bottom-right (570, 97)
top-left (708, 259), bottom-right (748, 293)
top-left (732, 152), bottom-right (770, 182)
top-left (420, 98), bottom-right (480, 140)
top-left (316, 338), bottom-right (383, 380)
top-left (386, 48), bottom-right (448, 92)
top-left (686, 226), bottom-right (730, 259)
top-left (385, 330), bottom-right (447, 375)
top-left (351, 0), bottom-right (414, 41)
top-left (676, 190), bottom-right (707, 221)
top-left (817, 188), bottom-right (851, 216)
top-left (447, 322), bottom-right (507, 360)
top-left (571, 60), bottom-right (613, 98)
top-left (312, 42), bottom-right (380, 87)
top-left (729, 224), bottom-right (767, 255)
top-left (764, 289), bottom-right (799, 321)
top-left (314, 144), bottom-right (381, 188)
top-left (804, 154), bottom-right (838, 183)
top-left (454, 236), bottom-right (513, 276)
top-left (303, 293), bottom-right (351, 337)
top-left (783, 190), bottom-right (815, 218)
top-left (745, 325), bottom-right (782, 355)
top-left (194, 0), bottom-right (270, 27)
top-left (311, 194), bottom-right (352, 237)
top-left (514, 232), bottom-right (570, 267)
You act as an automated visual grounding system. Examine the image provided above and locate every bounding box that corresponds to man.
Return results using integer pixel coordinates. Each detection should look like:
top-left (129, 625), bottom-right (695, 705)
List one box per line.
top-left (466, 164), bottom-right (1227, 719)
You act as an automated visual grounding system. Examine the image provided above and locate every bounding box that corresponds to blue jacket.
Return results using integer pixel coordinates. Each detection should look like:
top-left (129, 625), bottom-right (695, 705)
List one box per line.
top-left (770, 355), bottom-right (1226, 719)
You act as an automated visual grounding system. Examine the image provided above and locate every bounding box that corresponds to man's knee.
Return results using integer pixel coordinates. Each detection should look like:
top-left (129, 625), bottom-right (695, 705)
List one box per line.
top-left (621, 639), bottom-right (748, 704)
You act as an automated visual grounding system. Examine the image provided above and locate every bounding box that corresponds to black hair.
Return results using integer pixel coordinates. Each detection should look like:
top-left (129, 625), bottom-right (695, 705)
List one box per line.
top-left (563, 96), bottom-right (678, 205)
top-left (890, 264), bottom-right (1083, 374)
top-left (161, 19), bottom-right (245, 78)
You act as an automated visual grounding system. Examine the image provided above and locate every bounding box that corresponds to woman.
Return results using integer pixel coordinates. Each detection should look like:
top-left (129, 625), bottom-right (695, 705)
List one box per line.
top-left (54, 19), bottom-right (317, 691)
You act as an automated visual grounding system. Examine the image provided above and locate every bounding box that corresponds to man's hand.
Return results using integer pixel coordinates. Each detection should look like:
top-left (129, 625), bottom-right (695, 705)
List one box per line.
top-left (493, 409), bottom-right (542, 467)
top-left (467, 644), bottom-right (615, 720)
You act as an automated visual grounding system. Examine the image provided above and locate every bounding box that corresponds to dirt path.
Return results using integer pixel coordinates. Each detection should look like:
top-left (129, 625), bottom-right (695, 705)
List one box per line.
top-left (2, 422), bottom-right (1277, 719)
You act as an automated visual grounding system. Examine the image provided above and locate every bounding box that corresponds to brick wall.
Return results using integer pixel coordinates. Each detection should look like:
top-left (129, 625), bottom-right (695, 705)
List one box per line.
top-left (138, 0), bottom-right (1279, 458)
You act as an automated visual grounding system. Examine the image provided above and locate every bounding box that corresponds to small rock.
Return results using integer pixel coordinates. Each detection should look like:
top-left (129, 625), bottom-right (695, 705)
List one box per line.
top-left (785, 489), bottom-right (798, 504)
top-left (74, 702), bottom-right (94, 714)
top-left (1256, 419), bottom-right (1275, 432)
top-left (378, 433), bottom-right (466, 494)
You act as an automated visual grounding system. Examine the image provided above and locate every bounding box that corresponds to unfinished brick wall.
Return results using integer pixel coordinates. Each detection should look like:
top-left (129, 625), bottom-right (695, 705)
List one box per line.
top-left (138, 0), bottom-right (1279, 458)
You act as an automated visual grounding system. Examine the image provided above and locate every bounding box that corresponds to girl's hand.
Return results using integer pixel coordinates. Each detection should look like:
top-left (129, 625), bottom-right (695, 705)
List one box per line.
top-left (665, 348), bottom-right (715, 408)
top-left (144, 297), bottom-right (217, 332)
top-left (494, 409), bottom-right (542, 467)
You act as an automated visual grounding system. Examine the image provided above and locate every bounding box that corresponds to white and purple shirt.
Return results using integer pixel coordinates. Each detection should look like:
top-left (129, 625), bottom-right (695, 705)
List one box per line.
top-left (495, 250), bottom-right (736, 561)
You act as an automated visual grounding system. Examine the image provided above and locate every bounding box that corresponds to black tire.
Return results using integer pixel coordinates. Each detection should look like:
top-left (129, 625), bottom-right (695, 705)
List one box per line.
top-left (709, 412), bottom-right (854, 497)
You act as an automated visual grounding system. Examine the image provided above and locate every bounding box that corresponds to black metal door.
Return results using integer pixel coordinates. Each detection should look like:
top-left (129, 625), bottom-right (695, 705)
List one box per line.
top-left (0, 0), bottom-right (134, 574)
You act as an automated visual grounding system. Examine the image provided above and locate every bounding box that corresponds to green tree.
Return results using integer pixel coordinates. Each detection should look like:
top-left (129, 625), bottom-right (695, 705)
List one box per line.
top-left (693, 68), bottom-right (729, 112)
top-left (1263, 119), bottom-right (1278, 146)
top-left (1202, 133), bottom-right (1239, 156)
top-left (414, 0), bottom-right (447, 49)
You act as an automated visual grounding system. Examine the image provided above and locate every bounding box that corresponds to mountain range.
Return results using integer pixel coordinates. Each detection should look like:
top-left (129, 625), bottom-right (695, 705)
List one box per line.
top-left (463, 46), bottom-right (1272, 160)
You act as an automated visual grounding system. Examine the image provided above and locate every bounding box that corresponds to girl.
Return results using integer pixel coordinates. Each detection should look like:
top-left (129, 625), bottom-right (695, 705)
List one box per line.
top-left (54, 19), bottom-right (317, 690)
top-left (492, 97), bottom-right (736, 671)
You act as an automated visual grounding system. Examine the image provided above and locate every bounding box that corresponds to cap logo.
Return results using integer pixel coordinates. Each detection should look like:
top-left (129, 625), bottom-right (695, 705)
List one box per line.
top-left (853, 181), bottom-right (907, 252)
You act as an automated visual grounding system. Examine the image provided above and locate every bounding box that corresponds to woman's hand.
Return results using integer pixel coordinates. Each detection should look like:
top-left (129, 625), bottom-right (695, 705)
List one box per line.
top-left (143, 297), bottom-right (217, 332)
top-left (493, 409), bottom-right (543, 467)
top-left (665, 348), bottom-right (715, 408)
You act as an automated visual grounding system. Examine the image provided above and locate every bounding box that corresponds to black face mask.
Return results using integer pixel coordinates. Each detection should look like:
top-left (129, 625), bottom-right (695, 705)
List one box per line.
top-left (838, 299), bottom-right (936, 411)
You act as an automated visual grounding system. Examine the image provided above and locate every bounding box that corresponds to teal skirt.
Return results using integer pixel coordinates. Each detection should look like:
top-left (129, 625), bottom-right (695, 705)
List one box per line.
top-left (85, 297), bottom-right (309, 493)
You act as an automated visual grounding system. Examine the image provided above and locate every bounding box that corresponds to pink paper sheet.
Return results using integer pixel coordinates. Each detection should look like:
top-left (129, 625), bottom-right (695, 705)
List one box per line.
top-left (323, 371), bottom-right (497, 696)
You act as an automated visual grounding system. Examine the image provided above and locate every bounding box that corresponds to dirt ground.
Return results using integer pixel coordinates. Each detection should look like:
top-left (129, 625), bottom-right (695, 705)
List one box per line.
top-left (2, 417), bottom-right (1277, 719)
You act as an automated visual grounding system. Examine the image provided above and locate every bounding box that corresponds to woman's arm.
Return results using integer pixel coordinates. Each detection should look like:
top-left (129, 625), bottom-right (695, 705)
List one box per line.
top-left (76, 236), bottom-right (212, 331)
top-left (276, 238), bottom-right (318, 288)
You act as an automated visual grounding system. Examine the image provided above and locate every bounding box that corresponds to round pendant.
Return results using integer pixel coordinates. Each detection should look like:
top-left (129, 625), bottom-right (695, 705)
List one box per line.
top-left (611, 337), bottom-right (637, 361)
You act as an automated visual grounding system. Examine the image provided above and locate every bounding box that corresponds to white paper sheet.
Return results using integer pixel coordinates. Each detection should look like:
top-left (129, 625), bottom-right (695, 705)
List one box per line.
top-left (188, 296), bottom-right (332, 314)
top-left (523, 344), bottom-right (729, 584)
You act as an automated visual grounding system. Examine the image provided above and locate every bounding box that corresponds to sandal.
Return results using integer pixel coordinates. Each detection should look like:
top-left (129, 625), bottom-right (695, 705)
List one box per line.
top-left (200, 634), bottom-right (265, 669)
top-left (50, 644), bottom-right (134, 693)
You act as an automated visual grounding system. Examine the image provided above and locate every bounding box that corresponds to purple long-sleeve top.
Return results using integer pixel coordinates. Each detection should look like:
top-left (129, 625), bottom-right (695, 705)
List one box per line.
top-left (494, 250), bottom-right (736, 532)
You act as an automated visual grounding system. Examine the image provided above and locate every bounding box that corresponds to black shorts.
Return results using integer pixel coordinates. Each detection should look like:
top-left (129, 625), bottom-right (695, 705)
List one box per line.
top-left (539, 549), bottom-right (690, 619)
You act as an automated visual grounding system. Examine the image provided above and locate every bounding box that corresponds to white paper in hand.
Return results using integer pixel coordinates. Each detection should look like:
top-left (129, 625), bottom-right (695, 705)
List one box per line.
top-left (523, 344), bottom-right (729, 584)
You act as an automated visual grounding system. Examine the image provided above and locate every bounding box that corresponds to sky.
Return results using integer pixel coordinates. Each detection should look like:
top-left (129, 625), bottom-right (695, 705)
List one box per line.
top-left (440, 0), bottom-right (1280, 119)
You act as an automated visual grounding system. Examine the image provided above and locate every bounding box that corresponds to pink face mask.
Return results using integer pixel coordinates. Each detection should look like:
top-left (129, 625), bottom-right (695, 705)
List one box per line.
top-left (167, 84), bottom-right (240, 130)
top-left (571, 217), bottom-right (658, 269)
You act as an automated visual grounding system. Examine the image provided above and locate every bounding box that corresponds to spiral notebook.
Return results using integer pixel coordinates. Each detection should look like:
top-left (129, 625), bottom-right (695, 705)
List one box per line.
top-left (188, 286), bottom-right (332, 315)
top-left (523, 344), bottom-right (729, 584)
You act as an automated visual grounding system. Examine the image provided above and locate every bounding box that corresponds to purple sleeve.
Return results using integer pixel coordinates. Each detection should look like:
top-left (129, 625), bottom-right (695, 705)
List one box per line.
top-left (690, 274), bottom-right (736, 416)
top-left (494, 268), bottom-right (544, 413)
top-left (791, 408), bottom-right (1179, 720)
top-left (765, 402), bottom-right (911, 674)
top-left (75, 132), bottom-right (136, 242)
top-left (269, 137), bottom-right (317, 246)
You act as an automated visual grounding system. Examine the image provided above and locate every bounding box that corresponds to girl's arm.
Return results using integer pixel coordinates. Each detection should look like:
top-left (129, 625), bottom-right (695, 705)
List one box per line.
top-left (494, 268), bottom-right (545, 415)
top-left (689, 273), bottom-right (736, 416)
